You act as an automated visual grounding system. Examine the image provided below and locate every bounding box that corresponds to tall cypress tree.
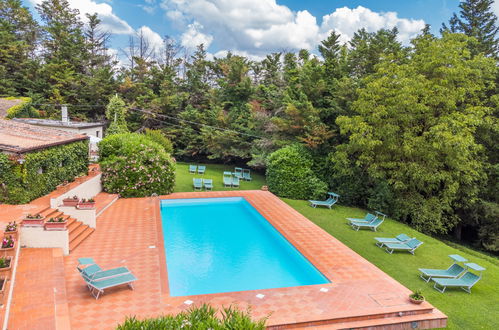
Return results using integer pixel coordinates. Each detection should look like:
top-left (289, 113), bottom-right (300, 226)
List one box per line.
top-left (442, 0), bottom-right (499, 58)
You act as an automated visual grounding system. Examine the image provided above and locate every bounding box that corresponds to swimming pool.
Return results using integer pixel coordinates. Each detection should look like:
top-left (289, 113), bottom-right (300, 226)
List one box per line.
top-left (160, 197), bottom-right (329, 296)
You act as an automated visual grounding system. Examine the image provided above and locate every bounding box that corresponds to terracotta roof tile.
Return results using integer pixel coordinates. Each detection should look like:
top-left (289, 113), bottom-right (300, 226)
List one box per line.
top-left (0, 119), bottom-right (88, 153)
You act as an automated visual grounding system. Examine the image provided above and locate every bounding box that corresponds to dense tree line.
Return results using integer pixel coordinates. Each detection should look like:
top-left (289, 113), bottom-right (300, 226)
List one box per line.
top-left (1, 0), bottom-right (497, 251)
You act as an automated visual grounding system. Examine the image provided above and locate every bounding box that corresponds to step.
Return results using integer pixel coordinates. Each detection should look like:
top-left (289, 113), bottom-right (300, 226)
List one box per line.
top-left (69, 227), bottom-right (94, 251)
top-left (66, 217), bottom-right (76, 227)
top-left (69, 223), bottom-right (89, 242)
top-left (66, 219), bottom-right (81, 232)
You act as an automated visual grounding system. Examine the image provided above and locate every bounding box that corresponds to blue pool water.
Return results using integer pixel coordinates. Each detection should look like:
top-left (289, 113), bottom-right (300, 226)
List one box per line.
top-left (161, 197), bottom-right (329, 296)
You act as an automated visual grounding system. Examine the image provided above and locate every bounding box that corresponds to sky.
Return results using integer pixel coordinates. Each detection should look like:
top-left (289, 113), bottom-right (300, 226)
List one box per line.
top-left (23, 0), bottom-right (499, 61)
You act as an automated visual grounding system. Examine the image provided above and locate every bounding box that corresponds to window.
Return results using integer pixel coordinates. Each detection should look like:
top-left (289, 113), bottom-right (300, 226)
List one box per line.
top-left (96, 130), bottom-right (100, 137)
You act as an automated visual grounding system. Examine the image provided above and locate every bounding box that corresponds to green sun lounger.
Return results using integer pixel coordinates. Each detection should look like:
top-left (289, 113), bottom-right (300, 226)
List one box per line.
top-left (309, 192), bottom-right (340, 209)
top-left (351, 218), bottom-right (384, 231)
top-left (234, 167), bottom-right (243, 179)
top-left (232, 176), bottom-right (240, 188)
top-left (189, 165), bottom-right (197, 174)
top-left (193, 178), bottom-right (203, 191)
top-left (432, 263), bottom-right (485, 293)
top-left (78, 263), bottom-right (130, 281)
top-left (223, 172), bottom-right (232, 187)
top-left (374, 233), bottom-right (412, 247)
top-left (242, 169), bottom-right (252, 181)
top-left (419, 254), bottom-right (468, 282)
top-left (84, 273), bottom-right (137, 299)
top-left (203, 179), bottom-right (213, 190)
top-left (347, 212), bottom-right (377, 223)
top-left (198, 165), bottom-right (206, 174)
top-left (384, 238), bottom-right (423, 255)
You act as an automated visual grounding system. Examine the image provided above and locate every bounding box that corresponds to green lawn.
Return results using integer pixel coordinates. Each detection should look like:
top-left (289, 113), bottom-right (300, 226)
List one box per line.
top-left (173, 163), bottom-right (498, 329)
top-left (174, 162), bottom-right (266, 192)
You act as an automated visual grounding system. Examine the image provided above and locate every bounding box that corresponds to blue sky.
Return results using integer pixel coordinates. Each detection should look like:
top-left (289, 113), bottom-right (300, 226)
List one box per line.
top-left (24, 0), bottom-right (495, 60)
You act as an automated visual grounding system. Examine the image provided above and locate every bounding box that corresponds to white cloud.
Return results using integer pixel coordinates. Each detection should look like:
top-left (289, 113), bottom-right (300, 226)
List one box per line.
top-left (137, 25), bottom-right (164, 51)
top-left (492, 0), bottom-right (499, 17)
top-left (139, 5), bottom-right (156, 15)
top-left (180, 22), bottom-right (213, 49)
top-left (160, 1), bottom-right (426, 57)
top-left (29, 0), bottom-right (134, 34)
top-left (320, 6), bottom-right (425, 44)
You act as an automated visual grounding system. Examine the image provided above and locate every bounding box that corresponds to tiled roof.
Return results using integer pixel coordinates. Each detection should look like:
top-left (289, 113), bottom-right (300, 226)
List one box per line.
top-left (0, 119), bottom-right (88, 153)
top-left (0, 98), bottom-right (23, 118)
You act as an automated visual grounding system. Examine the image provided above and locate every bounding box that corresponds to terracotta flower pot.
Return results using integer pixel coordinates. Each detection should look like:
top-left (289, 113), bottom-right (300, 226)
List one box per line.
top-left (77, 202), bottom-right (95, 210)
top-left (409, 296), bottom-right (425, 304)
top-left (0, 244), bottom-right (15, 257)
top-left (3, 229), bottom-right (17, 240)
top-left (21, 216), bottom-right (45, 227)
top-left (63, 198), bottom-right (80, 207)
top-left (44, 220), bottom-right (68, 231)
top-left (0, 277), bottom-right (7, 304)
top-left (0, 257), bottom-right (13, 273)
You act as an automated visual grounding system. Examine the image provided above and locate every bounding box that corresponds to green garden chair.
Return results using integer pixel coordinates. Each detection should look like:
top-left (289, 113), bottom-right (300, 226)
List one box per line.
top-left (432, 263), bottom-right (486, 293)
top-left (242, 168), bottom-right (252, 181)
top-left (374, 233), bottom-right (412, 247)
top-left (234, 167), bottom-right (243, 179)
top-left (419, 254), bottom-right (468, 282)
top-left (309, 192), bottom-right (339, 209)
top-left (232, 176), bottom-right (240, 188)
top-left (350, 218), bottom-right (384, 231)
top-left (198, 165), bottom-right (206, 175)
top-left (346, 212), bottom-right (377, 223)
top-left (189, 165), bottom-right (197, 174)
top-left (193, 178), bottom-right (203, 191)
top-left (203, 179), bottom-right (213, 191)
top-left (223, 172), bottom-right (232, 187)
top-left (83, 273), bottom-right (137, 299)
top-left (384, 238), bottom-right (423, 255)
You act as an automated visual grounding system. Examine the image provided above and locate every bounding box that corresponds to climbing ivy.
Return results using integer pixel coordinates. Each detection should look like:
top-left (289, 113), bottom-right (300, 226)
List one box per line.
top-left (0, 140), bottom-right (89, 204)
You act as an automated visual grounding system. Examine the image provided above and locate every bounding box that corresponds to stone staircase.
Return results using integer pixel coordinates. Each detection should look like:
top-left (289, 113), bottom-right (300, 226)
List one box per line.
top-left (39, 207), bottom-right (95, 253)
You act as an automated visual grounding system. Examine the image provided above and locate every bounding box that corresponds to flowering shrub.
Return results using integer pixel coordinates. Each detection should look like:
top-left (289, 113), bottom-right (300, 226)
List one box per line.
top-left (5, 221), bottom-right (17, 232)
top-left (1, 236), bottom-right (14, 249)
top-left (100, 133), bottom-right (176, 197)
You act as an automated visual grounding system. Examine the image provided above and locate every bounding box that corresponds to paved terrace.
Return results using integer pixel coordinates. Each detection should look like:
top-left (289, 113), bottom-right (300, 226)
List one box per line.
top-left (3, 190), bottom-right (447, 329)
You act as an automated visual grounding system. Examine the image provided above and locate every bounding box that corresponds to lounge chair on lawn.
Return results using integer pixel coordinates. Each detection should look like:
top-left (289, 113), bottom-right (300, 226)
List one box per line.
top-left (223, 172), bottom-right (232, 187)
top-left (193, 178), bottom-right (203, 191)
top-left (234, 167), bottom-right (243, 179)
top-left (203, 179), bottom-right (213, 191)
top-left (374, 233), bottom-right (412, 247)
top-left (84, 273), bottom-right (137, 299)
top-left (384, 238), bottom-right (423, 255)
top-left (189, 165), bottom-right (197, 174)
top-left (232, 176), bottom-right (240, 188)
top-left (419, 254), bottom-right (468, 282)
top-left (197, 165), bottom-right (206, 174)
top-left (242, 168), bottom-right (252, 181)
top-left (432, 263), bottom-right (485, 293)
top-left (309, 192), bottom-right (340, 209)
top-left (351, 218), bottom-right (384, 231)
top-left (347, 212), bottom-right (377, 223)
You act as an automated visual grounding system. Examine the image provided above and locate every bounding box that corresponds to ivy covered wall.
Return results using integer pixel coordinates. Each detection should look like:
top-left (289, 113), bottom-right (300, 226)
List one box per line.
top-left (0, 140), bottom-right (89, 204)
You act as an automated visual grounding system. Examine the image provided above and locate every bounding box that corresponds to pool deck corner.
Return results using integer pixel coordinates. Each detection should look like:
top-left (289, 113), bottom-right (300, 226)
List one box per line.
top-left (15, 190), bottom-right (446, 329)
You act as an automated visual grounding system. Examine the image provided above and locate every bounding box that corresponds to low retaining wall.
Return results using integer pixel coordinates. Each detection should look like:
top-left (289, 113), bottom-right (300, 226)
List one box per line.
top-left (50, 174), bottom-right (102, 209)
top-left (58, 206), bottom-right (96, 228)
top-left (20, 227), bottom-right (69, 255)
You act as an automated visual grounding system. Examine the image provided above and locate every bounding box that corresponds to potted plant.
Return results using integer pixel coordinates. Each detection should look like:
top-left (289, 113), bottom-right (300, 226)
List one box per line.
top-left (63, 195), bottom-right (79, 207)
top-left (0, 236), bottom-right (15, 256)
top-left (44, 216), bottom-right (68, 231)
top-left (21, 213), bottom-right (45, 226)
top-left (0, 257), bottom-right (12, 273)
top-left (77, 198), bottom-right (96, 209)
top-left (4, 221), bottom-right (18, 239)
top-left (409, 290), bottom-right (425, 304)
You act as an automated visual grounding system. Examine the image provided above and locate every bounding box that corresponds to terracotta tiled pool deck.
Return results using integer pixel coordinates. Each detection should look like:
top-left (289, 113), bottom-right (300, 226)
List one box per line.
top-left (53, 190), bottom-right (444, 329)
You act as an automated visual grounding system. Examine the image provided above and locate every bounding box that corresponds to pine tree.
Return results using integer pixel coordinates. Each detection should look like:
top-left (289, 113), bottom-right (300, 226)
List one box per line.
top-left (106, 95), bottom-right (129, 135)
top-left (442, 0), bottom-right (499, 58)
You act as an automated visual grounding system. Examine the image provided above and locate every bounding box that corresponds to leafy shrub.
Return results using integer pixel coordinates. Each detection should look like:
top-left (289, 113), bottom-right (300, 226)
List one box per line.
top-left (105, 95), bottom-right (129, 135)
top-left (6, 97), bottom-right (40, 118)
top-left (0, 140), bottom-right (89, 204)
top-left (144, 129), bottom-right (174, 154)
top-left (99, 133), bottom-right (175, 197)
top-left (266, 144), bottom-right (327, 199)
top-left (116, 304), bottom-right (266, 330)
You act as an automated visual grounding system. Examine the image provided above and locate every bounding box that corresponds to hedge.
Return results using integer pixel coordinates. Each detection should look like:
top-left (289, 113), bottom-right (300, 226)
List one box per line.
top-left (0, 140), bottom-right (89, 204)
top-left (266, 144), bottom-right (327, 200)
top-left (5, 97), bottom-right (40, 119)
top-left (99, 133), bottom-right (175, 197)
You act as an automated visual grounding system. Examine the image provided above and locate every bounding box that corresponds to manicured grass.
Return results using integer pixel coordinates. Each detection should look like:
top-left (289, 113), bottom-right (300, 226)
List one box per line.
top-left (174, 162), bottom-right (266, 192)
top-left (283, 199), bottom-right (499, 330)
top-left (173, 163), bottom-right (498, 329)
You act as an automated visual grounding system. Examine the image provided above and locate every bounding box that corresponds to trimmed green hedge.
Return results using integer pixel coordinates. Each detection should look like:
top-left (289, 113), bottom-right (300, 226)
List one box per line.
top-left (99, 133), bottom-right (175, 197)
top-left (116, 304), bottom-right (266, 329)
top-left (5, 97), bottom-right (40, 119)
top-left (266, 144), bottom-right (327, 200)
top-left (0, 140), bottom-right (89, 204)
